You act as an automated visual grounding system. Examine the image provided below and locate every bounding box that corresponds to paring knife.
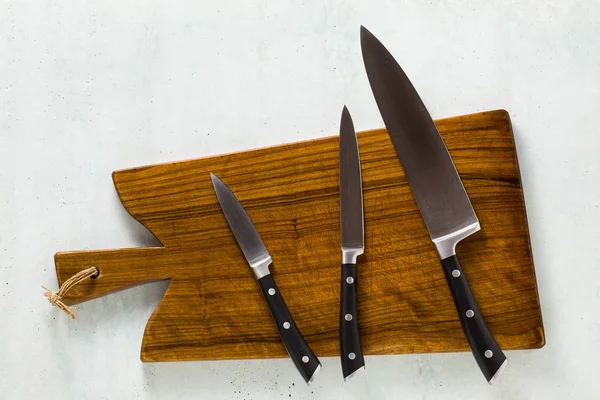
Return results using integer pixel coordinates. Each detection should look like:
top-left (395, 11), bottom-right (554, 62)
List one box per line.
top-left (210, 173), bottom-right (322, 384)
top-left (360, 26), bottom-right (507, 383)
top-left (339, 106), bottom-right (366, 380)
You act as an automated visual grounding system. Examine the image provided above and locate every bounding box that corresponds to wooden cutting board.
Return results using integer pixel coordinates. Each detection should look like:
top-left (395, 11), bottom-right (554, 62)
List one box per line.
top-left (54, 109), bottom-right (544, 362)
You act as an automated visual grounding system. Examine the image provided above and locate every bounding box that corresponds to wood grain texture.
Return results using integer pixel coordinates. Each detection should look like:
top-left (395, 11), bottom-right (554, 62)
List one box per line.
top-left (54, 110), bottom-right (544, 362)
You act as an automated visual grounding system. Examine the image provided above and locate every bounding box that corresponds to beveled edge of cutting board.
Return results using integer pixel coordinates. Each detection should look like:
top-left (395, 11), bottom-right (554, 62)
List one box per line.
top-left (500, 110), bottom-right (545, 348)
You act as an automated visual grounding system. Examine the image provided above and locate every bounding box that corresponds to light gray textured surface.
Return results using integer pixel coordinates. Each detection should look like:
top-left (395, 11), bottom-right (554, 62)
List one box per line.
top-left (1, 1), bottom-right (599, 398)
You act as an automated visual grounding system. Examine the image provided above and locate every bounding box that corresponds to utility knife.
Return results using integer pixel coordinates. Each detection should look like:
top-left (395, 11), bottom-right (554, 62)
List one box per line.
top-left (339, 106), bottom-right (366, 380)
top-left (210, 173), bottom-right (322, 384)
top-left (360, 26), bottom-right (507, 383)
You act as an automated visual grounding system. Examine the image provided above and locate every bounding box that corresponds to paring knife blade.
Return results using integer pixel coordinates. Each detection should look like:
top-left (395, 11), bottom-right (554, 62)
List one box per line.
top-left (339, 106), bottom-right (365, 380)
top-left (210, 173), bottom-right (321, 384)
top-left (360, 26), bottom-right (507, 383)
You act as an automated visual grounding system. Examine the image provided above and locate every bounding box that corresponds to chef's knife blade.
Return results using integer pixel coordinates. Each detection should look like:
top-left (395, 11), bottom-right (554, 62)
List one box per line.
top-left (360, 26), bottom-right (507, 383)
top-left (339, 106), bottom-right (365, 380)
top-left (361, 27), bottom-right (478, 244)
top-left (211, 173), bottom-right (321, 384)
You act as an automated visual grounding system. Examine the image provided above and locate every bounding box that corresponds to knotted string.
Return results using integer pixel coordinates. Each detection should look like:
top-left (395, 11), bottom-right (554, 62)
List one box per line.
top-left (42, 266), bottom-right (99, 319)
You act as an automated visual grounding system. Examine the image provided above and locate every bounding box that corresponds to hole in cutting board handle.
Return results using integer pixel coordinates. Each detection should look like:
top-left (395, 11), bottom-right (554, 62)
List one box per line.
top-left (90, 267), bottom-right (100, 279)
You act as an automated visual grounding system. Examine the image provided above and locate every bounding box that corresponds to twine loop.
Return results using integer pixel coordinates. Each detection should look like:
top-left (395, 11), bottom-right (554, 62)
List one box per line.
top-left (42, 266), bottom-right (99, 319)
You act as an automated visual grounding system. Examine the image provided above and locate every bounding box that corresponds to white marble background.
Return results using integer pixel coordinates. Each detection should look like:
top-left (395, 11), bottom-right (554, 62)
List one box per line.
top-left (1, 0), bottom-right (599, 398)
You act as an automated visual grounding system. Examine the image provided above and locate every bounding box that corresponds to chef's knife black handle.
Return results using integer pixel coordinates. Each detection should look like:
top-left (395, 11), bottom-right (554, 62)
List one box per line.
top-left (441, 255), bottom-right (507, 383)
top-left (257, 274), bottom-right (321, 384)
top-left (340, 263), bottom-right (365, 379)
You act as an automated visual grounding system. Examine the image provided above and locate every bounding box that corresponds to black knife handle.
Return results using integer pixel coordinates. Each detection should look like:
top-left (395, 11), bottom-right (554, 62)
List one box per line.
top-left (441, 255), bottom-right (507, 383)
top-left (340, 263), bottom-right (365, 379)
top-left (257, 274), bottom-right (321, 384)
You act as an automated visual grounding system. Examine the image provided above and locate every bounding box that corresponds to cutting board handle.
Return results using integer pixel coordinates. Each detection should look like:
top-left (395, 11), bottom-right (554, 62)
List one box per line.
top-left (54, 247), bottom-right (170, 305)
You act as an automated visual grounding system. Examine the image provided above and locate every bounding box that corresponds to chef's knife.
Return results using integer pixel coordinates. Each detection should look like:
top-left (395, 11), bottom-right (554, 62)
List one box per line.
top-left (210, 173), bottom-right (321, 384)
top-left (339, 106), bottom-right (366, 380)
top-left (360, 26), bottom-right (507, 383)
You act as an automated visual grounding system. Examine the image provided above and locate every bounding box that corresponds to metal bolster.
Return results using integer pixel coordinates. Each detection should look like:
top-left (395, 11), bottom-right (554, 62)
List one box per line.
top-left (432, 222), bottom-right (481, 259)
top-left (342, 247), bottom-right (364, 264)
top-left (250, 257), bottom-right (272, 279)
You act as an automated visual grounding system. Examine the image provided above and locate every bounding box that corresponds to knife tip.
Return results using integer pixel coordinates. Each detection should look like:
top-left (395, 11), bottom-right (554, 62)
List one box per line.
top-left (340, 106), bottom-right (355, 137)
top-left (359, 25), bottom-right (371, 39)
top-left (359, 26), bottom-right (372, 59)
top-left (209, 172), bottom-right (220, 185)
top-left (342, 105), bottom-right (350, 117)
top-left (359, 25), bottom-right (381, 55)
